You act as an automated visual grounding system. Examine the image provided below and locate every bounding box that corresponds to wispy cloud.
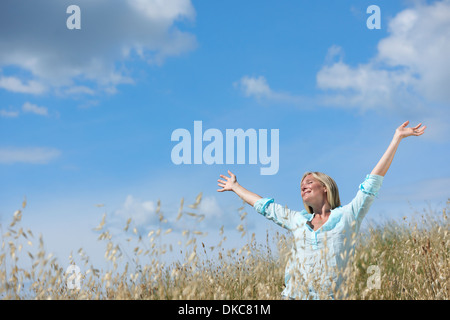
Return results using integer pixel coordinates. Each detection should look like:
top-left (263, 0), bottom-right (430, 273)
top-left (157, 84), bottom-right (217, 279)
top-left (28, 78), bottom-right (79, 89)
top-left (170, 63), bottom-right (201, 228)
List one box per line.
top-left (0, 109), bottom-right (19, 118)
top-left (234, 75), bottom-right (304, 105)
top-left (22, 102), bottom-right (48, 116)
top-left (0, 147), bottom-right (61, 164)
top-left (373, 176), bottom-right (450, 219)
top-left (381, 176), bottom-right (450, 203)
top-left (1, 102), bottom-right (50, 118)
top-left (0, 76), bottom-right (47, 95)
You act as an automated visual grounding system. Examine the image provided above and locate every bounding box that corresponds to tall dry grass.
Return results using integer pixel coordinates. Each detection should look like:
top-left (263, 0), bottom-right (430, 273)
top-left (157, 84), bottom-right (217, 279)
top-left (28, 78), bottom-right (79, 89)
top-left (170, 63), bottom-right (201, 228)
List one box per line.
top-left (0, 195), bottom-right (448, 300)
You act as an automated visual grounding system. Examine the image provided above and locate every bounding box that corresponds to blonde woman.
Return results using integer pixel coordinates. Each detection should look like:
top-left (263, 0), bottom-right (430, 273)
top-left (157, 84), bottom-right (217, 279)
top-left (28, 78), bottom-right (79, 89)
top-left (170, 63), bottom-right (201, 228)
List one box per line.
top-left (217, 121), bottom-right (426, 299)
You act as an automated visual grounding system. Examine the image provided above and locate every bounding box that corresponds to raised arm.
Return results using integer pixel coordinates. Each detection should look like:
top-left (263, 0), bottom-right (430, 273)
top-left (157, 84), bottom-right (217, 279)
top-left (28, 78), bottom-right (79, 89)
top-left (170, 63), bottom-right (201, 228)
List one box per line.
top-left (217, 170), bottom-right (262, 206)
top-left (371, 121), bottom-right (426, 177)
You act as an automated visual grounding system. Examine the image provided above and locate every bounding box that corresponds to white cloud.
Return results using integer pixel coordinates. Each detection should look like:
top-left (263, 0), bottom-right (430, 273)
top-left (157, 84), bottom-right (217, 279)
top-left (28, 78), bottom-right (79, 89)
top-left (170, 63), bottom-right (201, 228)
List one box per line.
top-left (0, 147), bottom-right (61, 164)
top-left (0, 0), bottom-right (196, 96)
top-left (376, 2), bottom-right (450, 103)
top-left (0, 102), bottom-right (51, 118)
top-left (63, 86), bottom-right (96, 96)
top-left (0, 109), bottom-right (19, 118)
top-left (113, 195), bottom-right (158, 229)
top-left (0, 76), bottom-right (46, 94)
top-left (128, 0), bottom-right (195, 25)
top-left (323, 45), bottom-right (345, 65)
top-left (316, 0), bottom-right (450, 115)
top-left (197, 196), bottom-right (224, 220)
top-left (235, 75), bottom-right (303, 104)
top-left (236, 76), bottom-right (272, 99)
top-left (316, 61), bottom-right (422, 112)
top-left (235, 1), bottom-right (450, 140)
top-left (22, 102), bottom-right (48, 116)
top-left (108, 193), bottom-right (244, 237)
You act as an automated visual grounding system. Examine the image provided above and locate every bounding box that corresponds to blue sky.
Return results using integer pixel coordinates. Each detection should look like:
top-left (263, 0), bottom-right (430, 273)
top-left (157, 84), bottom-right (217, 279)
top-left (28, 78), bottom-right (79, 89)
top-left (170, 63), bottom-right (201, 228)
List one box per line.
top-left (1, 0), bottom-right (449, 270)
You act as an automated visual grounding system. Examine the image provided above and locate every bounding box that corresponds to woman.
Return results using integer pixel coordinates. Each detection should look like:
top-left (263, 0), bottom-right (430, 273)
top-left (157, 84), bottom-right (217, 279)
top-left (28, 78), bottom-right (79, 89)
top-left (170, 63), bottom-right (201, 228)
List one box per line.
top-left (217, 121), bottom-right (426, 299)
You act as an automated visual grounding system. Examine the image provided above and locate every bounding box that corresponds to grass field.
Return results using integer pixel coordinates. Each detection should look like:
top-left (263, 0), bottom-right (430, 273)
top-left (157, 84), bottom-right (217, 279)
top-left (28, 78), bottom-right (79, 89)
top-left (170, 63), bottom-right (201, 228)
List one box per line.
top-left (1, 196), bottom-right (448, 300)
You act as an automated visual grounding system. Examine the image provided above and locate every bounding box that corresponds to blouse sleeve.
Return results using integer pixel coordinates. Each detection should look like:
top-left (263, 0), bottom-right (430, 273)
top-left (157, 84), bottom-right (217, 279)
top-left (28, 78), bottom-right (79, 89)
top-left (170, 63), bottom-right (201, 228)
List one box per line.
top-left (254, 198), bottom-right (306, 231)
top-left (345, 174), bottom-right (384, 225)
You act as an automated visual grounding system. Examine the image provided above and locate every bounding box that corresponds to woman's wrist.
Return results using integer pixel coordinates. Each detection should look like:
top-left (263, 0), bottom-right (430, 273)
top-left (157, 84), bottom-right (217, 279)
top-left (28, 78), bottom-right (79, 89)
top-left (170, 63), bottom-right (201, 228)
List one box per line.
top-left (392, 133), bottom-right (403, 143)
top-left (231, 182), bottom-right (241, 193)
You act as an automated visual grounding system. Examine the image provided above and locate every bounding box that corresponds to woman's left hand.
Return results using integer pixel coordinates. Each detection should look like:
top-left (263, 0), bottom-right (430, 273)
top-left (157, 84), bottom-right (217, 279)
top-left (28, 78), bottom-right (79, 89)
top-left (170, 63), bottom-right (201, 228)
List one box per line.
top-left (394, 120), bottom-right (426, 140)
top-left (371, 120), bottom-right (426, 176)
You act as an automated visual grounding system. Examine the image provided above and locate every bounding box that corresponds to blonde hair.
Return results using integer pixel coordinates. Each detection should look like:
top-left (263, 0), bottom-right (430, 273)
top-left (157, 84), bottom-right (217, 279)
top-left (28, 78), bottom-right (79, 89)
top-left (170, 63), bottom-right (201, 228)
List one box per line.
top-left (301, 172), bottom-right (341, 214)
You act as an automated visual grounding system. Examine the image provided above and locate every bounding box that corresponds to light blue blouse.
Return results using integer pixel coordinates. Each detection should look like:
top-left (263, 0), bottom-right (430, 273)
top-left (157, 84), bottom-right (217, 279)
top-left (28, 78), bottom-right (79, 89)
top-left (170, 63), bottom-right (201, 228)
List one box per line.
top-left (253, 174), bottom-right (384, 299)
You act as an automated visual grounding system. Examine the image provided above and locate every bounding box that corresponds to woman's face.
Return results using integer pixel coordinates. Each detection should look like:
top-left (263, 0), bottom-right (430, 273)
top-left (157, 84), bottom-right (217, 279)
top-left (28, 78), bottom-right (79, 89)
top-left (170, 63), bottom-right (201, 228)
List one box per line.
top-left (300, 174), bottom-right (326, 204)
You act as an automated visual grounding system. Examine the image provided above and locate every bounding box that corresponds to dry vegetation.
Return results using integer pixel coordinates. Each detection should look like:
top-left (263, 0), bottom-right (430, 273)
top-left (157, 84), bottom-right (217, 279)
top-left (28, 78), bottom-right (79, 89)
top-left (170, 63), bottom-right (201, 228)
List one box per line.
top-left (0, 195), bottom-right (448, 300)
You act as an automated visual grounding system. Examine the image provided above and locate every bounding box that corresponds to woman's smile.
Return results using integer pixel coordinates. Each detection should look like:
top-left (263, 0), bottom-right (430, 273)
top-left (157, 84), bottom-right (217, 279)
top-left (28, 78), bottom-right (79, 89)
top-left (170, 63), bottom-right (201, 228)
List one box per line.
top-left (300, 175), bottom-right (324, 201)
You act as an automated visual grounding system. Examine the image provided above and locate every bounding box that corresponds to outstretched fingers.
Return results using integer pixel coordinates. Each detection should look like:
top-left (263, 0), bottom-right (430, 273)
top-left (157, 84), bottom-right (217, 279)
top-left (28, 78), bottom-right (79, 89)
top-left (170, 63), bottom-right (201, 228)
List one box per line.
top-left (217, 173), bottom-right (230, 192)
top-left (217, 170), bottom-right (237, 192)
top-left (413, 125), bottom-right (427, 135)
top-left (397, 120), bottom-right (427, 138)
top-left (411, 122), bottom-right (426, 135)
top-left (228, 170), bottom-right (236, 177)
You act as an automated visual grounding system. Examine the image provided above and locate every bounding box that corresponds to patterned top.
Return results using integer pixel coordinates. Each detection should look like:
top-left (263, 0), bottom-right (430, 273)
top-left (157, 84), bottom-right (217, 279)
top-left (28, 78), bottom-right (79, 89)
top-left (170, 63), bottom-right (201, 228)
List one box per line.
top-left (253, 174), bottom-right (384, 299)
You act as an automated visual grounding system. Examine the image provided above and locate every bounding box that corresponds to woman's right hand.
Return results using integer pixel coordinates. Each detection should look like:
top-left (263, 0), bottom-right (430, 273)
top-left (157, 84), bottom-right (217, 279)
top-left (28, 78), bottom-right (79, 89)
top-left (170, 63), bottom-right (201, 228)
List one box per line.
top-left (217, 170), bottom-right (238, 192)
top-left (217, 170), bottom-right (262, 206)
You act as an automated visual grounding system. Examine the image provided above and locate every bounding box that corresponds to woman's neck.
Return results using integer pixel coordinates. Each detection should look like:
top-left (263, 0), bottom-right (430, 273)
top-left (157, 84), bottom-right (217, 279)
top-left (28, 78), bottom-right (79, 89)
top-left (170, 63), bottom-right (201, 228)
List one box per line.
top-left (311, 202), bottom-right (332, 216)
